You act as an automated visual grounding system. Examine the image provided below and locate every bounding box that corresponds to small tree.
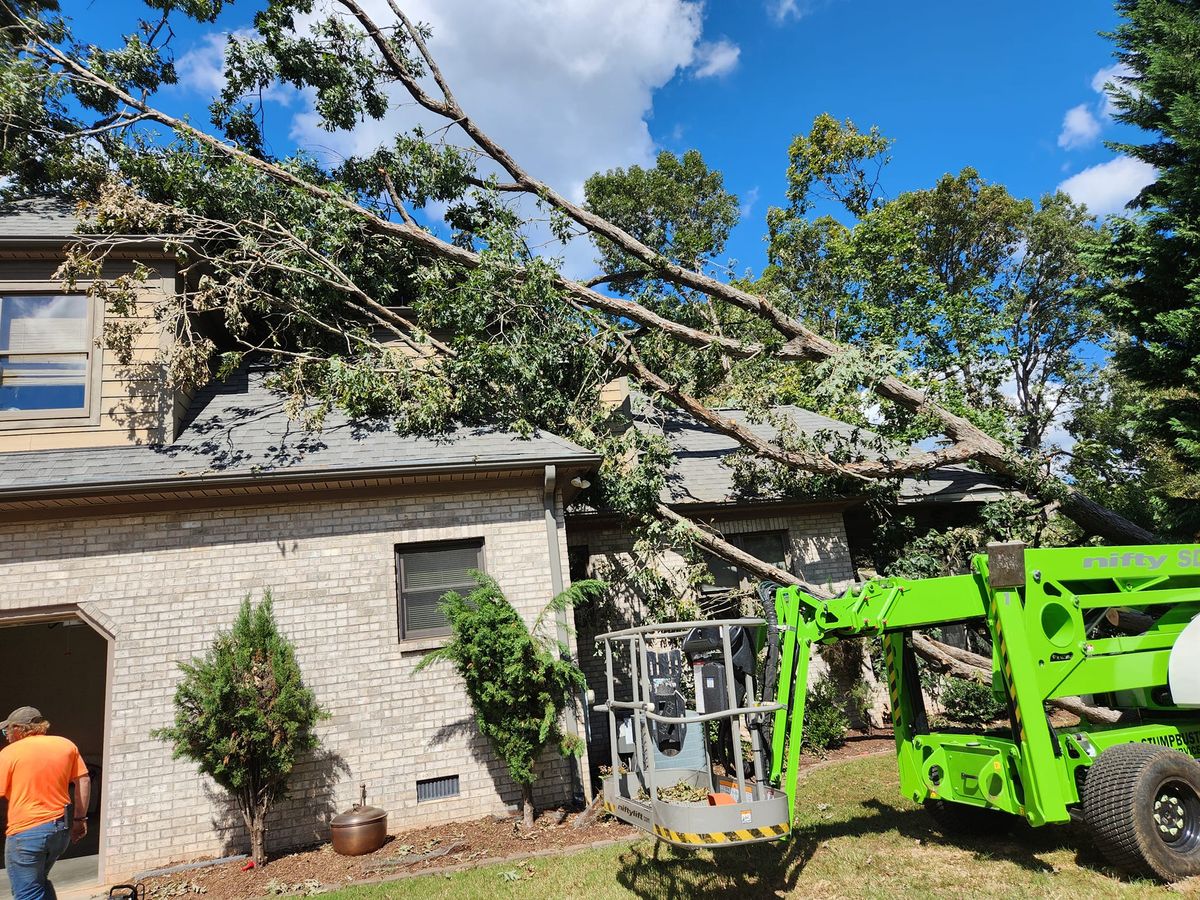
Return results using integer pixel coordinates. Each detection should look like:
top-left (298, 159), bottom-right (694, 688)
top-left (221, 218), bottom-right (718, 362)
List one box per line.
top-left (416, 574), bottom-right (604, 828)
top-left (154, 592), bottom-right (327, 866)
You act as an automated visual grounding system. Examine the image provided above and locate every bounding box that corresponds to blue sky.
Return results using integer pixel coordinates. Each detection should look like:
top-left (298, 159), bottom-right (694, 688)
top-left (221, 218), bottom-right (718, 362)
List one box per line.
top-left (68, 1), bottom-right (1147, 279)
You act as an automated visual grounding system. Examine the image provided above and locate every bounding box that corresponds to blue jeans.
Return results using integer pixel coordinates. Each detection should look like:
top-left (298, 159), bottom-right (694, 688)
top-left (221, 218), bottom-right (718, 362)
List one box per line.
top-left (4, 814), bottom-right (70, 900)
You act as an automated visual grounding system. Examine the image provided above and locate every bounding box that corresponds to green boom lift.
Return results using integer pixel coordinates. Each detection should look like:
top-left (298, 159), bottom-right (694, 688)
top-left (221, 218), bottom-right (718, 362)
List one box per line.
top-left (595, 542), bottom-right (1200, 881)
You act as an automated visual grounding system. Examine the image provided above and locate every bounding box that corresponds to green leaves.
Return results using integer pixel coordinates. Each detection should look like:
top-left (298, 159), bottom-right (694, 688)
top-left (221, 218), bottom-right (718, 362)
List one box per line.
top-left (414, 574), bottom-right (595, 790)
top-left (1094, 0), bottom-right (1200, 533)
top-left (781, 112), bottom-right (891, 217)
top-left (153, 591), bottom-right (327, 863)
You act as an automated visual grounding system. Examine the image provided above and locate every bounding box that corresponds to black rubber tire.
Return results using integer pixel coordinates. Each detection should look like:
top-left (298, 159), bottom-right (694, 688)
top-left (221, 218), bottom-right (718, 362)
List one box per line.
top-left (1082, 742), bottom-right (1200, 882)
top-left (924, 798), bottom-right (1014, 836)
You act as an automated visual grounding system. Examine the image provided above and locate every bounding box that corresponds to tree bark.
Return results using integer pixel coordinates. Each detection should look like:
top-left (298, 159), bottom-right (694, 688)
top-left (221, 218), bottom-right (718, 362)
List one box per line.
top-left (241, 795), bottom-right (269, 867)
top-left (910, 632), bottom-right (1125, 725)
top-left (521, 783), bottom-right (535, 830)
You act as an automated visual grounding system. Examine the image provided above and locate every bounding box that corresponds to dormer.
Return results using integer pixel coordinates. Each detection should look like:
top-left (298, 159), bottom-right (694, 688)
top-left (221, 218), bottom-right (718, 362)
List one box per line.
top-left (0, 198), bottom-right (186, 451)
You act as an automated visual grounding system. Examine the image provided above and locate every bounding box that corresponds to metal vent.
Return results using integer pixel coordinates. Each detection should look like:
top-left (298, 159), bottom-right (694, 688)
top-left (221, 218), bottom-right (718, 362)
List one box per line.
top-left (416, 774), bottom-right (460, 802)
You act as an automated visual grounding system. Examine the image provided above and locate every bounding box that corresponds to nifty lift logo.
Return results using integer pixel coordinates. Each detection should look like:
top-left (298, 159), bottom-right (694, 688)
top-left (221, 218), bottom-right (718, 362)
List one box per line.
top-left (1081, 547), bottom-right (1200, 571)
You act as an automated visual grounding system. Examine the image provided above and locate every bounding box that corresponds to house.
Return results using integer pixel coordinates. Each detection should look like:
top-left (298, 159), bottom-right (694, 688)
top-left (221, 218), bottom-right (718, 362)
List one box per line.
top-left (0, 200), bottom-right (599, 883)
top-left (0, 199), bottom-right (1009, 883)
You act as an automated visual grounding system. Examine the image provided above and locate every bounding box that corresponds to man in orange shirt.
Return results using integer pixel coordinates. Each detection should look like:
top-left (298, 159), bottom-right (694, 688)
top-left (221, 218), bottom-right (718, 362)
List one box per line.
top-left (0, 707), bottom-right (90, 900)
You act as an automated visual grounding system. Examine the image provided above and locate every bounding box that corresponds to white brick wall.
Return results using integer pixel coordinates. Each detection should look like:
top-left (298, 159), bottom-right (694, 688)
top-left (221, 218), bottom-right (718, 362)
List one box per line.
top-left (0, 483), bottom-right (578, 880)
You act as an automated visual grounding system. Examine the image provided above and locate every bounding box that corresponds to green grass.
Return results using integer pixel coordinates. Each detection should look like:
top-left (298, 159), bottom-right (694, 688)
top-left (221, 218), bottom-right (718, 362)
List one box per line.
top-left (325, 754), bottom-right (1182, 899)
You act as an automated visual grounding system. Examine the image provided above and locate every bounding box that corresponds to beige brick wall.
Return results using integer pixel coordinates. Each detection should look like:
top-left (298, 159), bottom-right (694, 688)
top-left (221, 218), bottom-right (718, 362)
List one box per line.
top-left (0, 483), bottom-right (579, 880)
top-left (568, 507), bottom-right (857, 774)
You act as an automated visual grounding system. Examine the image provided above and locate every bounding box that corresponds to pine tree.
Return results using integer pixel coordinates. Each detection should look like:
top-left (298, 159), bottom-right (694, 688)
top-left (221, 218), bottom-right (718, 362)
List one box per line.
top-left (154, 592), bottom-right (327, 866)
top-left (415, 574), bottom-right (603, 828)
top-left (1102, 0), bottom-right (1200, 532)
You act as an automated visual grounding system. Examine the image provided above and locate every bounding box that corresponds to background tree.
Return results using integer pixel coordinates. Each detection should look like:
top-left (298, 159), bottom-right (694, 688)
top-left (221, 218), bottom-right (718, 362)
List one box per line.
top-left (1091, 0), bottom-right (1200, 537)
top-left (0, 0), bottom-right (1162, 689)
top-left (154, 592), bottom-right (326, 867)
top-left (415, 575), bottom-right (604, 829)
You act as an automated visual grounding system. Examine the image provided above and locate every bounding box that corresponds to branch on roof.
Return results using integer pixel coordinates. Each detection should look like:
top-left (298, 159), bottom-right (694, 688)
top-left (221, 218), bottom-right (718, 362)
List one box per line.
top-left (17, 8), bottom-right (1159, 545)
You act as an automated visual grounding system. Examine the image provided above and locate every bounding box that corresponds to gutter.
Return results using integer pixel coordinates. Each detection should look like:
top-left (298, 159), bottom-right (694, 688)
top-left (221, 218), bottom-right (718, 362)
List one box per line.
top-left (543, 465), bottom-right (591, 805)
top-left (0, 454), bottom-right (603, 505)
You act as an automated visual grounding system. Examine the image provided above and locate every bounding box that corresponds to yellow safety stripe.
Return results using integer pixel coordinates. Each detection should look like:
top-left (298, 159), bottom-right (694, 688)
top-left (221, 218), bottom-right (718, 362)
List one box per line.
top-left (602, 803), bottom-right (790, 845)
top-left (883, 640), bottom-right (900, 713)
top-left (652, 822), bottom-right (790, 845)
top-left (989, 593), bottom-right (1026, 747)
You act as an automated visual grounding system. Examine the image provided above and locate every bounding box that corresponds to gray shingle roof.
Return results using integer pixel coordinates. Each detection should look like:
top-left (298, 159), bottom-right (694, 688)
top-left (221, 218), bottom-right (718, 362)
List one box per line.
top-left (0, 368), bottom-right (599, 499)
top-left (0, 198), bottom-right (80, 241)
top-left (633, 400), bottom-right (1008, 506)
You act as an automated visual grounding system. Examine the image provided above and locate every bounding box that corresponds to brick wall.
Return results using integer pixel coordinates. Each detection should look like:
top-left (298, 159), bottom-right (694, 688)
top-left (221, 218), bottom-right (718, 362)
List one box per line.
top-left (568, 507), bottom-right (857, 775)
top-left (0, 482), bottom-right (578, 880)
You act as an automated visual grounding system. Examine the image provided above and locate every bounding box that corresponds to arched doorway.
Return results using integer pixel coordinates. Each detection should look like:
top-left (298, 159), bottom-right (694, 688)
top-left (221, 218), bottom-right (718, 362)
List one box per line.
top-left (0, 612), bottom-right (110, 895)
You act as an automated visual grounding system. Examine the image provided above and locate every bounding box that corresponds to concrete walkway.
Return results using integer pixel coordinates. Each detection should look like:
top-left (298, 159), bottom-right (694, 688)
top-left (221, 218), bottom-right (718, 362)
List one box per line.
top-left (0, 854), bottom-right (103, 899)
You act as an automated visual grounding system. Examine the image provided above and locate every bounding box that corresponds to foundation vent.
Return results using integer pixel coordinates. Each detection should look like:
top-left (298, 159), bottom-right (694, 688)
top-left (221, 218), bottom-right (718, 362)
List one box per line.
top-left (416, 774), bottom-right (460, 802)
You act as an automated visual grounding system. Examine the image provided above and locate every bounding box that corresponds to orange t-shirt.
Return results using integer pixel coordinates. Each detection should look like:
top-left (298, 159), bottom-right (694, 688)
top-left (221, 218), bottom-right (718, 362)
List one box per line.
top-left (0, 735), bottom-right (88, 836)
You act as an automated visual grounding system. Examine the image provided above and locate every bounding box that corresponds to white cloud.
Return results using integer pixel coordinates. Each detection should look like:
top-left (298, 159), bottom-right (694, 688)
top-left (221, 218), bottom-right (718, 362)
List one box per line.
top-left (175, 32), bottom-right (231, 95)
top-left (693, 39), bottom-right (740, 78)
top-left (767, 0), bottom-right (826, 23)
top-left (174, 29), bottom-right (296, 106)
top-left (1055, 60), bottom-right (1136, 152)
top-left (1058, 155), bottom-right (1155, 216)
top-left (1091, 61), bottom-right (1135, 118)
top-left (1057, 104), bottom-right (1101, 150)
top-left (285, 1), bottom-right (714, 278)
top-left (739, 185), bottom-right (759, 220)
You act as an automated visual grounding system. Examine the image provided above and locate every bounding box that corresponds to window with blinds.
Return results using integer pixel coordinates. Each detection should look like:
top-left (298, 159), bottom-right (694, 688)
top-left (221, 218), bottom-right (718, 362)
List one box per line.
top-left (0, 295), bottom-right (94, 419)
top-left (395, 539), bottom-right (485, 639)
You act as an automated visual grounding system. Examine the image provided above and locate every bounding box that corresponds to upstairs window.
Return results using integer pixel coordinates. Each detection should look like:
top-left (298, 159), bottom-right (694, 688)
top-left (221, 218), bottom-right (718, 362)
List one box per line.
top-left (0, 295), bottom-right (96, 421)
top-left (395, 539), bottom-right (485, 639)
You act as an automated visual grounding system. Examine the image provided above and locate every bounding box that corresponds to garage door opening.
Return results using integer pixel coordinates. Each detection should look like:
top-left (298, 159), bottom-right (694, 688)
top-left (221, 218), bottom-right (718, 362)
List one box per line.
top-left (0, 617), bottom-right (108, 895)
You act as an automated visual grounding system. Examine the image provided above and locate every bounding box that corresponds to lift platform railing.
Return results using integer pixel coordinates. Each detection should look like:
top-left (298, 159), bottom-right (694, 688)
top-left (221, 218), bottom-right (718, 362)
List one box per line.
top-left (594, 617), bottom-right (793, 846)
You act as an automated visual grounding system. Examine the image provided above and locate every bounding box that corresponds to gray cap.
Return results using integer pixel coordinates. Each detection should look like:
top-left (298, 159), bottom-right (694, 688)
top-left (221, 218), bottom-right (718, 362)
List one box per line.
top-left (1, 706), bottom-right (44, 729)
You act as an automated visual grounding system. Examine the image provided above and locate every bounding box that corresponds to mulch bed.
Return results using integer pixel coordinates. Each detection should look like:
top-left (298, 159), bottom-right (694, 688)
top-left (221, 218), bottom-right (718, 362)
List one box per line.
top-left (138, 730), bottom-right (895, 900)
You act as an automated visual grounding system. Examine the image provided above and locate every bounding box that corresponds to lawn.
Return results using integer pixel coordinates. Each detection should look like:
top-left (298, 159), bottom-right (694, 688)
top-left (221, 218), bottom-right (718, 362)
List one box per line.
top-left (325, 753), bottom-right (1186, 899)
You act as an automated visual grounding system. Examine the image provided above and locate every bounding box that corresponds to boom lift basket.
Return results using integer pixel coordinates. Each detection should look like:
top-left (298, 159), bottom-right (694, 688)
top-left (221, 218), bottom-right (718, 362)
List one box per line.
top-left (595, 617), bottom-right (791, 846)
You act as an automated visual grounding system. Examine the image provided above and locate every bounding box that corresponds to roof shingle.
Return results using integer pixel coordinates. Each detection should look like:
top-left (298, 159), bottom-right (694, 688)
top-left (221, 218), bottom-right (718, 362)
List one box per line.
top-left (0, 368), bottom-right (599, 498)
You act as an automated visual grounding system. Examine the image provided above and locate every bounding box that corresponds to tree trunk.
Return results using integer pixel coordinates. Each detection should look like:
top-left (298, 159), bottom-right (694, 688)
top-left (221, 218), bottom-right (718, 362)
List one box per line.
top-left (910, 632), bottom-right (1126, 725)
top-left (521, 783), bottom-right (535, 830)
top-left (249, 801), bottom-right (268, 867)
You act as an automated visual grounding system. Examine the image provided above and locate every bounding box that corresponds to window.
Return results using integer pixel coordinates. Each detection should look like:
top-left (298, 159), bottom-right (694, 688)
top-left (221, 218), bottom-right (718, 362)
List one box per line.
top-left (567, 545), bottom-right (590, 583)
top-left (395, 539), bottom-right (484, 639)
top-left (703, 530), bottom-right (789, 592)
top-left (0, 294), bottom-right (96, 421)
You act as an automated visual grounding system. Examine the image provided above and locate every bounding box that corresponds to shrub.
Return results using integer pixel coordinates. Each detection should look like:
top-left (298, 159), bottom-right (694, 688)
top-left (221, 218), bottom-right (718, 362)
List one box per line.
top-left (940, 676), bottom-right (1006, 726)
top-left (801, 674), bottom-right (849, 753)
top-left (415, 573), bottom-right (605, 828)
top-left (154, 592), bottom-right (326, 866)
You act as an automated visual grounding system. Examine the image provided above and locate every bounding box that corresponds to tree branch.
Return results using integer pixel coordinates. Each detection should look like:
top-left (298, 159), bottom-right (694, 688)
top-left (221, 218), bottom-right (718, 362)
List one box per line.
top-left (910, 632), bottom-right (1126, 725)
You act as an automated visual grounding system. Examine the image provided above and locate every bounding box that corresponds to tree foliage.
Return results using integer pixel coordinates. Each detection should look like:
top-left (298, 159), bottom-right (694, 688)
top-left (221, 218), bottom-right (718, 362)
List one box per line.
top-left (0, 0), bottom-right (1160, 614)
top-left (1091, 0), bottom-right (1200, 536)
top-left (153, 592), bottom-right (326, 866)
top-left (415, 574), bottom-right (604, 828)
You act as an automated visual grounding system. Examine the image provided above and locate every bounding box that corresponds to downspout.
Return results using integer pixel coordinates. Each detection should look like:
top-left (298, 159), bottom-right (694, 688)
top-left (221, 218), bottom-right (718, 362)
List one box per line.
top-left (544, 465), bottom-right (591, 804)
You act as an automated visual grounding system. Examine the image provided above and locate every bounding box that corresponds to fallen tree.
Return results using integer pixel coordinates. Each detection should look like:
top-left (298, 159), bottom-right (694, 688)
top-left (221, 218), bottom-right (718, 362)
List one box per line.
top-left (0, 2), bottom-right (1160, 697)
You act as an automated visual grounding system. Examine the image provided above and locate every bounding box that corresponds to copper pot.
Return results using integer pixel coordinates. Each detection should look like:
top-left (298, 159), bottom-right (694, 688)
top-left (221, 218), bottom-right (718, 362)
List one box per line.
top-left (331, 784), bottom-right (388, 856)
